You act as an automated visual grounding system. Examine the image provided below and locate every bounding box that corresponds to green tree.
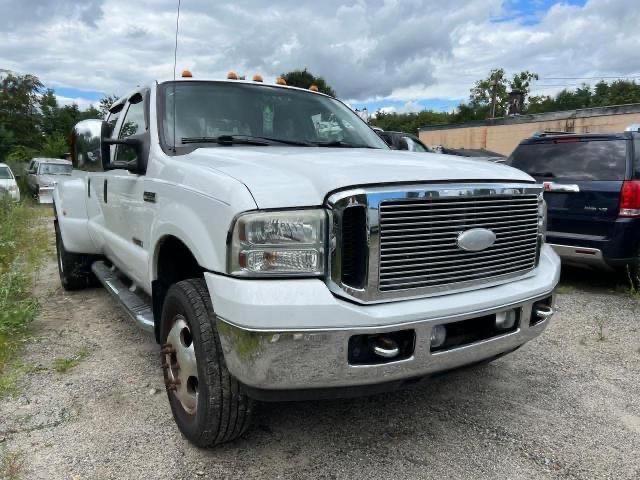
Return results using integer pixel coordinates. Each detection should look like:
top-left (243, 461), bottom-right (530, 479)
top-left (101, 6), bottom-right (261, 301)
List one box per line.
top-left (41, 134), bottom-right (68, 158)
top-left (469, 69), bottom-right (538, 118)
top-left (98, 94), bottom-right (120, 119)
top-left (370, 110), bottom-right (451, 134)
top-left (469, 68), bottom-right (508, 118)
top-left (40, 88), bottom-right (59, 137)
top-left (280, 69), bottom-right (336, 97)
top-left (0, 73), bottom-right (44, 151)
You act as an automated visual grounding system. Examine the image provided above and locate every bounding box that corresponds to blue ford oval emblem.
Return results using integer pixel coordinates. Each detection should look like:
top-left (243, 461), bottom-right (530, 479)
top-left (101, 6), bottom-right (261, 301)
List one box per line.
top-left (456, 228), bottom-right (496, 252)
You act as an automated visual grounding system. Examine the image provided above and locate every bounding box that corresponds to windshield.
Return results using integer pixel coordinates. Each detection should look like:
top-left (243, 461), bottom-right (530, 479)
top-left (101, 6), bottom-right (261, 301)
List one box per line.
top-left (509, 139), bottom-right (628, 181)
top-left (38, 163), bottom-right (72, 175)
top-left (161, 82), bottom-right (388, 150)
top-left (0, 166), bottom-right (13, 179)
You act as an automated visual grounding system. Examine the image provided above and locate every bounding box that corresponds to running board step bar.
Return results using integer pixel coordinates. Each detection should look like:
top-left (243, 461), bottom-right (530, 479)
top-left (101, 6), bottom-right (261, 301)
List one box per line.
top-left (91, 261), bottom-right (155, 332)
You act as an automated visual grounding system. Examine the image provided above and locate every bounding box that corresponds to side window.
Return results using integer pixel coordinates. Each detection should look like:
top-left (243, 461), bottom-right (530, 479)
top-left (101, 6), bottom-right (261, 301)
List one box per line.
top-left (114, 95), bottom-right (146, 164)
top-left (27, 160), bottom-right (35, 173)
top-left (105, 108), bottom-right (121, 139)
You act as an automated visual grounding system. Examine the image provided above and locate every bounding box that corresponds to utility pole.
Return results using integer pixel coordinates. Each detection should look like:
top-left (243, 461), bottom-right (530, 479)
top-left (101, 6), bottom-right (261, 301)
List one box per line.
top-left (489, 77), bottom-right (498, 119)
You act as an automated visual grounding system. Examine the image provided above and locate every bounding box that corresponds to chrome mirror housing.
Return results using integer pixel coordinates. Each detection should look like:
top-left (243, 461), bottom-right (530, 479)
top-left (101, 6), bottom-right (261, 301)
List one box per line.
top-left (72, 119), bottom-right (105, 171)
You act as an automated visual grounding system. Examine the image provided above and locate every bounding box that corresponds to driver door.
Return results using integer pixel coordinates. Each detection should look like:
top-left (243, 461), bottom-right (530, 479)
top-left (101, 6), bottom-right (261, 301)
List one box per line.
top-left (100, 91), bottom-right (151, 289)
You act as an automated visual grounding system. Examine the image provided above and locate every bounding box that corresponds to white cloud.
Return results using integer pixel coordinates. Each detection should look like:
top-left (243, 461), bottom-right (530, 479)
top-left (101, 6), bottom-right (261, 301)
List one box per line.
top-left (55, 95), bottom-right (97, 111)
top-left (0, 0), bottom-right (638, 105)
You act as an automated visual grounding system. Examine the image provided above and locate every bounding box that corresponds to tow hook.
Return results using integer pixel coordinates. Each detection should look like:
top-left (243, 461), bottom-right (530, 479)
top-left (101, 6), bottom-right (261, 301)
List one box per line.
top-left (372, 336), bottom-right (400, 359)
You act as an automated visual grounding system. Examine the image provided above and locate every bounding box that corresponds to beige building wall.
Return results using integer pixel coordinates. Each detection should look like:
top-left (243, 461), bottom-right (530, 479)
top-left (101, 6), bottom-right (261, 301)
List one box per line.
top-left (419, 110), bottom-right (640, 156)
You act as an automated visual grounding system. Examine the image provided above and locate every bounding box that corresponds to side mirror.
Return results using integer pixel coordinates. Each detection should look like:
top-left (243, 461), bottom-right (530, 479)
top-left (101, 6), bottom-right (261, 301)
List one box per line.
top-left (72, 120), bottom-right (145, 174)
top-left (72, 119), bottom-right (104, 171)
top-left (102, 136), bottom-right (144, 173)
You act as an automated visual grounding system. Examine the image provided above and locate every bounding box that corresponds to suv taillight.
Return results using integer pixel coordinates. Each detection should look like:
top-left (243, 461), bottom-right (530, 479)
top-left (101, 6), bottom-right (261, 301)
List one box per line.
top-left (619, 180), bottom-right (640, 217)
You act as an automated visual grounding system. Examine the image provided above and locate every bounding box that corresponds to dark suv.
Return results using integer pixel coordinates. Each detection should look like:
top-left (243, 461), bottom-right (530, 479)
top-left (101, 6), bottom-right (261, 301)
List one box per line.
top-left (509, 131), bottom-right (640, 286)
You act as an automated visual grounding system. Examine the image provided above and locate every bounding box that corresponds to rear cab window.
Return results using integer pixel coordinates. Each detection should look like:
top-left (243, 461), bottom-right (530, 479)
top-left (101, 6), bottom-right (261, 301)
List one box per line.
top-left (509, 138), bottom-right (629, 181)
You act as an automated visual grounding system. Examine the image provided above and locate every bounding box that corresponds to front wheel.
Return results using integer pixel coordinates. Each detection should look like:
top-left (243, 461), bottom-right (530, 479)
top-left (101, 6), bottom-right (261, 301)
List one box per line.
top-left (160, 278), bottom-right (253, 447)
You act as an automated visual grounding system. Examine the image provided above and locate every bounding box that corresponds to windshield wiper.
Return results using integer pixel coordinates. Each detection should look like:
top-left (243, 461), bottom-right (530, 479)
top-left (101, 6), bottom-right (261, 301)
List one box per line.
top-left (181, 135), bottom-right (269, 146)
top-left (181, 135), bottom-right (313, 147)
top-left (312, 140), bottom-right (377, 149)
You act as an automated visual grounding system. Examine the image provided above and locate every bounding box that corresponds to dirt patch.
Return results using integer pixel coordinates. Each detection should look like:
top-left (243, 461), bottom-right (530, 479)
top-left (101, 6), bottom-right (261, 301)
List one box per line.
top-left (1, 255), bottom-right (639, 479)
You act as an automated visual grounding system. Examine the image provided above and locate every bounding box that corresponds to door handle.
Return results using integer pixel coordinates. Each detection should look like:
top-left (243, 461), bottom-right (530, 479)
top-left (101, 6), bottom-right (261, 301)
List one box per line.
top-left (103, 179), bottom-right (108, 203)
top-left (543, 182), bottom-right (580, 193)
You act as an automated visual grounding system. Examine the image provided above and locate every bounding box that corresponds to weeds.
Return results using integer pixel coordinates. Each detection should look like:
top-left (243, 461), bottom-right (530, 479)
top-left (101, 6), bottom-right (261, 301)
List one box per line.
top-left (555, 284), bottom-right (576, 294)
top-left (0, 449), bottom-right (24, 480)
top-left (53, 348), bottom-right (89, 373)
top-left (596, 318), bottom-right (606, 342)
top-left (0, 197), bottom-right (50, 397)
top-left (625, 265), bottom-right (640, 298)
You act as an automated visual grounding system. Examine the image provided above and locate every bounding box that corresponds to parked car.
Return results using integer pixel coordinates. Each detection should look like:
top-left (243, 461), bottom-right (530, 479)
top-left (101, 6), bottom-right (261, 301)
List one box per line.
top-left (26, 158), bottom-right (73, 203)
top-left (57, 76), bottom-right (559, 447)
top-left (0, 163), bottom-right (20, 201)
top-left (377, 130), bottom-right (432, 152)
top-left (509, 131), bottom-right (640, 287)
top-left (441, 147), bottom-right (506, 163)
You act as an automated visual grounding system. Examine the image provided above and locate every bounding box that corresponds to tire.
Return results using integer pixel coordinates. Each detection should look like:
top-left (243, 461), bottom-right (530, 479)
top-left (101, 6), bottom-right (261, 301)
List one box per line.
top-left (160, 278), bottom-right (253, 447)
top-left (55, 221), bottom-right (96, 291)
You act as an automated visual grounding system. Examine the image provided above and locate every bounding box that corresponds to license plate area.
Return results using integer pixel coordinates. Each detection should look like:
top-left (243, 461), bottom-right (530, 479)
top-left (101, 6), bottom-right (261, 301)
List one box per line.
top-left (430, 309), bottom-right (520, 353)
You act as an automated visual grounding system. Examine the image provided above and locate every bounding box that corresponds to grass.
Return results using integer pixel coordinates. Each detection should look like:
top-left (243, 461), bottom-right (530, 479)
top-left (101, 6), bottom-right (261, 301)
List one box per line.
top-left (0, 449), bottom-right (24, 480)
top-left (0, 197), bottom-right (51, 397)
top-left (555, 284), bottom-right (576, 294)
top-left (53, 348), bottom-right (89, 373)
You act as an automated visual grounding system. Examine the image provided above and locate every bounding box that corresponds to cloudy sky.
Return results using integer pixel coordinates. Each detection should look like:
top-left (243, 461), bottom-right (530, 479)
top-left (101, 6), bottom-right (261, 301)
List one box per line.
top-left (1, 0), bottom-right (639, 113)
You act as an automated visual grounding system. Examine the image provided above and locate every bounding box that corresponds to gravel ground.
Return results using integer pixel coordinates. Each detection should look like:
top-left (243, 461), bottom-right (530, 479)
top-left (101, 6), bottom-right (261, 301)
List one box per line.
top-left (1, 249), bottom-right (639, 479)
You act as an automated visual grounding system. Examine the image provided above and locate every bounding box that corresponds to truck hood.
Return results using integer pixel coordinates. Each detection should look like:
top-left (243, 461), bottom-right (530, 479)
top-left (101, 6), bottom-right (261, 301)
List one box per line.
top-left (183, 147), bottom-right (534, 209)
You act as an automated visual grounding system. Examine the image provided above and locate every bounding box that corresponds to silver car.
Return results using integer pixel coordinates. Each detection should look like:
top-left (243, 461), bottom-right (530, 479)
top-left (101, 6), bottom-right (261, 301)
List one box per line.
top-left (26, 158), bottom-right (73, 203)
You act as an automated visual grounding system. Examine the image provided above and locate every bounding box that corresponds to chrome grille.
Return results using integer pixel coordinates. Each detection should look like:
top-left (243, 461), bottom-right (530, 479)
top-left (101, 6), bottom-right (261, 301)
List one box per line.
top-left (378, 195), bottom-right (539, 291)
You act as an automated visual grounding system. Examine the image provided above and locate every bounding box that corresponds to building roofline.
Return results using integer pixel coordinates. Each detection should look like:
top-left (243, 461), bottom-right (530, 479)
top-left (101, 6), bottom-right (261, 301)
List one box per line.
top-left (418, 103), bottom-right (640, 132)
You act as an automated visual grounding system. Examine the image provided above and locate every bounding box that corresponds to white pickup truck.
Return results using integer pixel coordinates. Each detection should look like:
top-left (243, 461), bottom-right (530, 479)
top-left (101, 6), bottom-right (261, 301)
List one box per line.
top-left (56, 76), bottom-right (560, 447)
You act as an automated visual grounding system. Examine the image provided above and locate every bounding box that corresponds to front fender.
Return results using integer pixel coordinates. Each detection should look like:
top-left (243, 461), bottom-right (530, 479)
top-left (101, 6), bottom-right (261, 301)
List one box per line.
top-left (53, 175), bottom-right (99, 254)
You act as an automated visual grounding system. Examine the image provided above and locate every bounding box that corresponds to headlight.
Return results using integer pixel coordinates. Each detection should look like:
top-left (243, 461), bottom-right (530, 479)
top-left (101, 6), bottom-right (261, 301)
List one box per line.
top-left (228, 209), bottom-right (326, 276)
top-left (8, 185), bottom-right (17, 193)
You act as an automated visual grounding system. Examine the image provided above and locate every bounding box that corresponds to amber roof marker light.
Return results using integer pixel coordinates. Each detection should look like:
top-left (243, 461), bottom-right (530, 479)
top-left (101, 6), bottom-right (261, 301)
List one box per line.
top-left (181, 69), bottom-right (192, 78)
top-left (252, 74), bottom-right (264, 82)
top-left (309, 84), bottom-right (319, 92)
top-left (227, 71), bottom-right (239, 80)
top-left (275, 77), bottom-right (287, 85)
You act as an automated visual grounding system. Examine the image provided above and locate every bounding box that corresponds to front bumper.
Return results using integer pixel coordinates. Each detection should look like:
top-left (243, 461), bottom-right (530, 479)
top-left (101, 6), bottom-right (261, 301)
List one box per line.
top-left (37, 186), bottom-right (54, 204)
top-left (206, 244), bottom-right (560, 391)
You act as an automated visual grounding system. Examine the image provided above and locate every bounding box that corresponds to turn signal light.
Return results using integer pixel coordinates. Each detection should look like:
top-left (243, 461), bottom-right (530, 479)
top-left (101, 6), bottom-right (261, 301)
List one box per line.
top-left (619, 180), bottom-right (640, 217)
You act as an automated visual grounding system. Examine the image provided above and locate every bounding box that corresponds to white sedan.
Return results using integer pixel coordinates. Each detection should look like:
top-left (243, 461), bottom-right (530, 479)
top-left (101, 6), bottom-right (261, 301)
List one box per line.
top-left (0, 163), bottom-right (20, 201)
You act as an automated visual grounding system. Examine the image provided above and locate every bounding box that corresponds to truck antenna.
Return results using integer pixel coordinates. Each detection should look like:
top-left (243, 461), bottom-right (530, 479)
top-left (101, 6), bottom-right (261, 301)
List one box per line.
top-left (172, 0), bottom-right (181, 152)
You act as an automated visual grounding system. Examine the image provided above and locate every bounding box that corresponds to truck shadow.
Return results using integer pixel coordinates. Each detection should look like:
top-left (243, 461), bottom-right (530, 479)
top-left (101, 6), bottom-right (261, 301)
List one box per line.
top-left (559, 264), bottom-right (631, 294)
top-left (211, 354), bottom-right (564, 463)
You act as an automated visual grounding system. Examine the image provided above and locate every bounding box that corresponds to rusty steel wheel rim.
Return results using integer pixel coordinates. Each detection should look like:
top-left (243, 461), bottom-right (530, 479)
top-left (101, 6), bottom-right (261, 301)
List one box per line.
top-left (163, 315), bottom-right (199, 415)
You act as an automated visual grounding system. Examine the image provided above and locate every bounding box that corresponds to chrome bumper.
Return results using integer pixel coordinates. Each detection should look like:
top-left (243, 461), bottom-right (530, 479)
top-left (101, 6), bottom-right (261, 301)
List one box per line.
top-left (37, 186), bottom-right (54, 204)
top-left (549, 243), bottom-right (608, 268)
top-left (217, 292), bottom-right (555, 391)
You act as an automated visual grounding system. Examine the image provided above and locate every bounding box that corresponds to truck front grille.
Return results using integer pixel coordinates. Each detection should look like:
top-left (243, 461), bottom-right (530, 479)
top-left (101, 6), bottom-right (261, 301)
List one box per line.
top-left (378, 195), bottom-right (539, 291)
top-left (327, 184), bottom-right (543, 304)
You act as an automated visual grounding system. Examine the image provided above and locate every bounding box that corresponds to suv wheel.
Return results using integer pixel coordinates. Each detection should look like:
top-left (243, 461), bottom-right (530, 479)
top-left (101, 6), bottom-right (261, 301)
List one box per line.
top-left (160, 278), bottom-right (253, 447)
top-left (55, 221), bottom-right (96, 291)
